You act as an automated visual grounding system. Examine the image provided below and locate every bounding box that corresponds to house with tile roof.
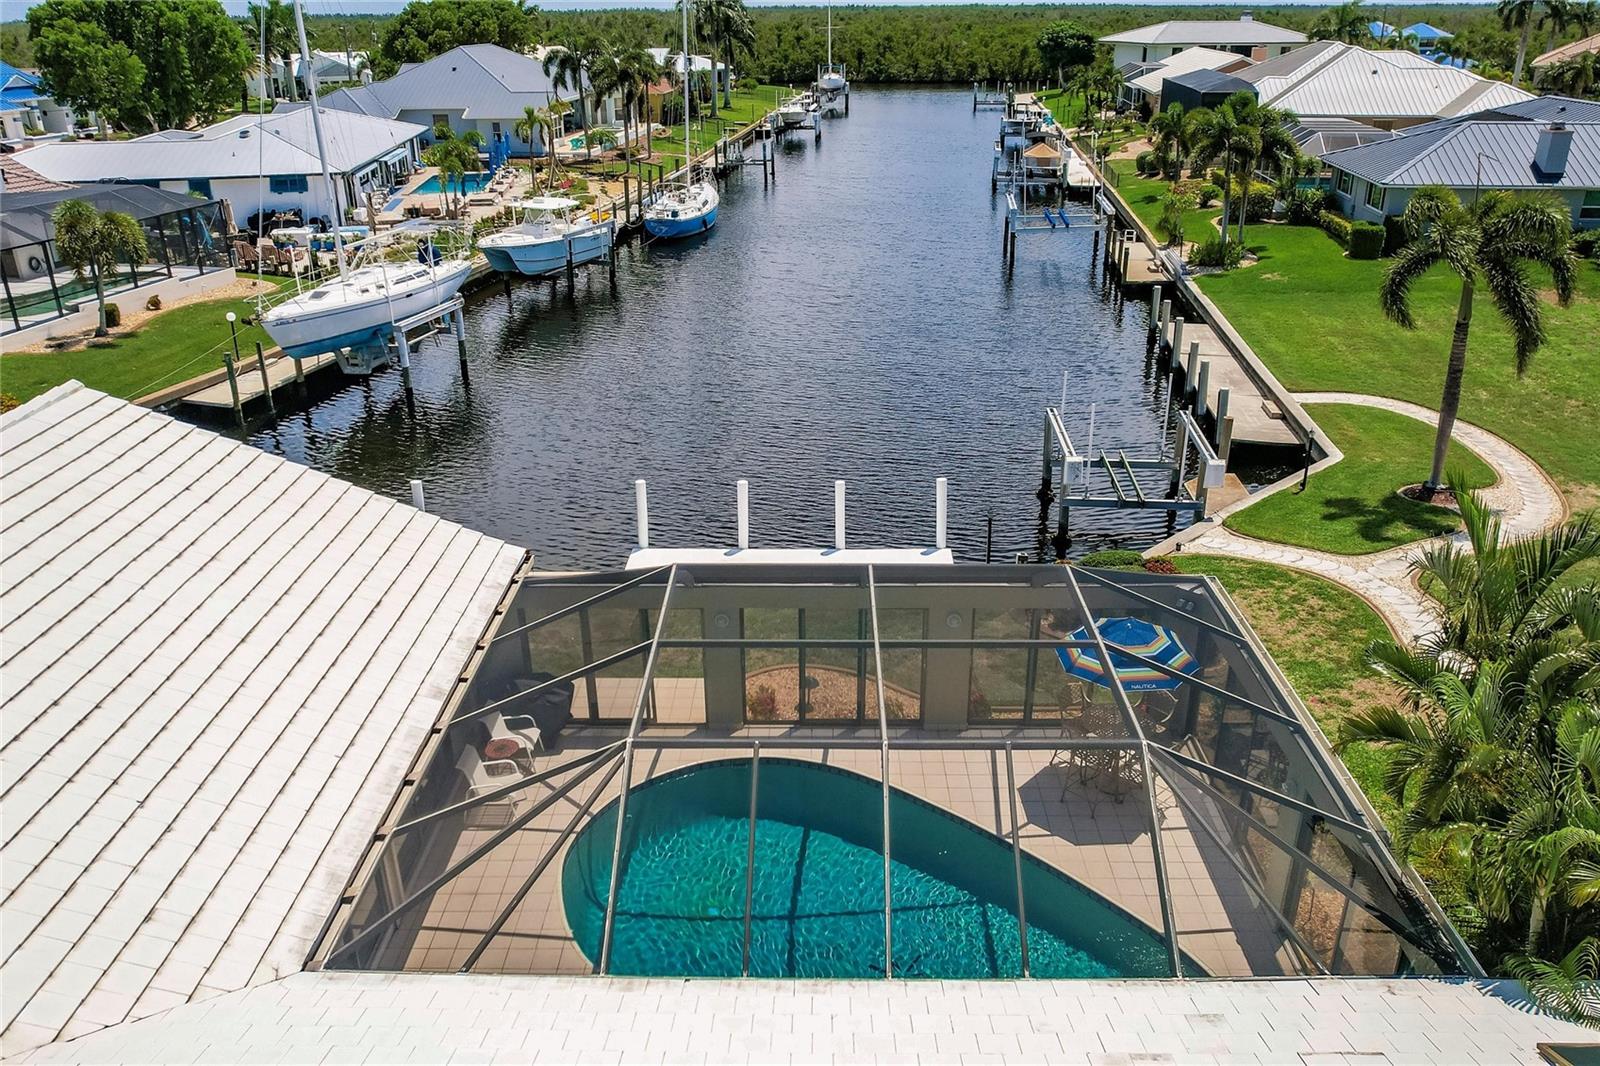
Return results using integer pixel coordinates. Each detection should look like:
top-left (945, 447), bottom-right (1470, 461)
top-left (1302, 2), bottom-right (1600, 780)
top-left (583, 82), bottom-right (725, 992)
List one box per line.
top-left (1237, 40), bottom-right (1534, 129)
top-left (1322, 95), bottom-right (1600, 228)
top-left (1099, 15), bottom-right (1306, 69)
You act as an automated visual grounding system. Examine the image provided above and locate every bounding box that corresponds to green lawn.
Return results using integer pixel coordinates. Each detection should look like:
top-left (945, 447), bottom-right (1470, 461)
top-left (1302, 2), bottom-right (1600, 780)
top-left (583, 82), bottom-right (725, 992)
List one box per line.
top-left (1224, 403), bottom-right (1497, 554)
top-left (1105, 163), bottom-right (1217, 247)
top-left (644, 85), bottom-right (786, 174)
top-left (1, 276), bottom-right (288, 404)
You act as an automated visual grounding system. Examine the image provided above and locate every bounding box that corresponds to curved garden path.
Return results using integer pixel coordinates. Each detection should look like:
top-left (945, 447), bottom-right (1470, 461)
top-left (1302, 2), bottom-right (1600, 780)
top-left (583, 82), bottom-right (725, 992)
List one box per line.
top-left (1180, 393), bottom-right (1566, 644)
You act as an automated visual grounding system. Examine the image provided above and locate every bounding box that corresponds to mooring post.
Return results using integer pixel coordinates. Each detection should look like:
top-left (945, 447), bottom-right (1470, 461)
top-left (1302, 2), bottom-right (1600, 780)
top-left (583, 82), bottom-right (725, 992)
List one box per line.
top-left (1195, 361), bottom-right (1212, 419)
top-left (446, 308), bottom-right (466, 384)
top-left (1170, 316), bottom-right (1184, 362)
top-left (1214, 388), bottom-right (1231, 448)
top-left (292, 352), bottom-right (306, 398)
top-left (1217, 414), bottom-right (1236, 470)
top-left (397, 328), bottom-right (414, 406)
top-left (935, 476), bottom-right (948, 549)
top-left (608, 230), bottom-right (617, 290)
top-left (834, 480), bottom-right (847, 550)
top-left (253, 342), bottom-right (276, 418)
top-left (1185, 341), bottom-right (1200, 401)
top-left (1148, 285), bottom-right (1162, 341)
top-left (1169, 418), bottom-right (1190, 499)
top-left (410, 478), bottom-right (426, 512)
top-left (635, 479), bottom-right (650, 549)
top-left (1041, 421), bottom-right (1054, 485)
top-left (1008, 231), bottom-right (1018, 272)
top-left (565, 235), bottom-right (576, 299)
top-left (222, 352), bottom-right (244, 429)
top-left (1002, 213), bottom-right (1011, 253)
top-left (1119, 245), bottom-right (1130, 280)
top-left (1159, 299), bottom-right (1172, 344)
top-left (622, 171), bottom-right (630, 224)
top-left (736, 479), bottom-right (749, 549)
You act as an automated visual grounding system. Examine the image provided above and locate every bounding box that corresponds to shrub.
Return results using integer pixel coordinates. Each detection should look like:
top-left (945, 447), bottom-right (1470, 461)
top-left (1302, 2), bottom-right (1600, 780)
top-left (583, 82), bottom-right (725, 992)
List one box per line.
top-left (0, 394), bottom-right (19, 414)
top-left (144, 294), bottom-right (162, 311)
top-left (1079, 549), bottom-right (1144, 569)
top-left (747, 684), bottom-right (778, 720)
top-left (1135, 150), bottom-right (1157, 175)
top-left (103, 302), bottom-right (122, 328)
top-left (1348, 221), bottom-right (1385, 259)
top-left (1319, 209), bottom-right (1353, 246)
top-left (1196, 183), bottom-right (1221, 208)
top-left (1142, 558), bottom-right (1179, 574)
top-left (1189, 235), bottom-right (1243, 269)
top-left (1572, 227), bottom-right (1599, 263)
top-left (1243, 180), bottom-right (1275, 223)
top-left (1285, 187), bottom-right (1323, 225)
top-left (1381, 214), bottom-right (1409, 256)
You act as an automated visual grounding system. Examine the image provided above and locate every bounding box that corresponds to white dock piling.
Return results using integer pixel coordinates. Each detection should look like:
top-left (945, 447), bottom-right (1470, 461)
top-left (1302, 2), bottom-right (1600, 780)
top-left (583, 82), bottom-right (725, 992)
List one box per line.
top-left (410, 479), bottom-right (426, 512)
top-left (834, 480), bottom-right (847, 550)
top-left (736, 479), bottom-right (750, 549)
top-left (935, 477), bottom-right (948, 549)
top-left (635, 479), bottom-right (650, 548)
top-left (1196, 361), bottom-right (1212, 419)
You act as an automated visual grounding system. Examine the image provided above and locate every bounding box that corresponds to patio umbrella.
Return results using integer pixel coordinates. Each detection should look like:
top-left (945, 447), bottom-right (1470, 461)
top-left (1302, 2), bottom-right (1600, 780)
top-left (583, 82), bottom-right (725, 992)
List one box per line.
top-left (1056, 616), bottom-right (1197, 692)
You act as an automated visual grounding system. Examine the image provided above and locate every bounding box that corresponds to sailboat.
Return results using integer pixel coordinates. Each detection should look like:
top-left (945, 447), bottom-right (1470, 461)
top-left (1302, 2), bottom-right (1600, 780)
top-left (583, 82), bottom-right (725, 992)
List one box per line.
top-left (816, 3), bottom-right (849, 117)
top-left (261, 0), bottom-right (470, 363)
top-left (642, 0), bottom-right (719, 240)
top-left (479, 196), bottom-right (613, 277)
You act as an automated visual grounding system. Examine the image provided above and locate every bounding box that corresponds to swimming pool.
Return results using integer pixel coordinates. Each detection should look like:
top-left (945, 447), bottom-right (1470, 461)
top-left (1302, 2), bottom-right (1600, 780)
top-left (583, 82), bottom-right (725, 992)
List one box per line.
top-left (413, 171), bottom-right (491, 196)
top-left (562, 758), bottom-right (1192, 979)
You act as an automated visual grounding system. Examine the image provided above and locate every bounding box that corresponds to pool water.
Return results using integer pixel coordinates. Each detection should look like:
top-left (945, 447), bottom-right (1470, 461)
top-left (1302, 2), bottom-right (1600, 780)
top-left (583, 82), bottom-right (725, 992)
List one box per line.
top-left (562, 759), bottom-right (1187, 979)
top-left (413, 171), bottom-right (492, 196)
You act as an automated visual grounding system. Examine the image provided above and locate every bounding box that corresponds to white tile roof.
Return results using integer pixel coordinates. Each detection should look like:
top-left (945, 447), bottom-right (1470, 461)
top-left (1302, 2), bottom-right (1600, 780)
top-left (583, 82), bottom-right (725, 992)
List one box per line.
top-left (1101, 18), bottom-right (1307, 47)
top-left (1129, 47), bottom-right (1252, 96)
top-left (11, 971), bottom-right (1591, 1063)
top-left (1240, 40), bottom-right (1535, 121)
top-left (16, 107), bottom-right (424, 183)
top-left (0, 384), bottom-right (523, 1058)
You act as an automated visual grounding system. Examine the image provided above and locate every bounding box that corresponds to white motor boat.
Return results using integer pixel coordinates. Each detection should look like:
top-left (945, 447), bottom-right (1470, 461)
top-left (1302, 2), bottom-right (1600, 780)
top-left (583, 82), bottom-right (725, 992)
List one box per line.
top-left (479, 197), bottom-right (614, 277)
top-left (262, 256), bottom-right (472, 359)
top-left (777, 92), bottom-right (814, 128)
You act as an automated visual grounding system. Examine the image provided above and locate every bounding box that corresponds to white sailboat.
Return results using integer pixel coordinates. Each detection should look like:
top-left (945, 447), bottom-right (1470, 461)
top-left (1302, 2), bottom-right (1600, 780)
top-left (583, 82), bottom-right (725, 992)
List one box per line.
top-left (261, 0), bottom-right (470, 363)
top-left (816, 3), bottom-right (849, 117)
top-left (643, 1), bottom-right (719, 240)
top-left (479, 197), bottom-right (613, 277)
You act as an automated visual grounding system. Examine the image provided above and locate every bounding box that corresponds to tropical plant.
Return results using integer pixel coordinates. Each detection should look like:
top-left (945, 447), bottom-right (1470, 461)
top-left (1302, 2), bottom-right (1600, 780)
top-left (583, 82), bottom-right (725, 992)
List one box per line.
top-left (247, 0), bottom-right (298, 101)
top-left (1157, 187), bottom-right (1196, 247)
top-left (1500, 0), bottom-right (1542, 84)
top-left (543, 34), bottom-right (598, 162)
top-left (1148, 103), bottom-right (1196, 181)
top-left (689, 0), bottom-right (754, 112)
top-left (1542, 50), bottom-right (1600, 96)
top-left (373, 0), bottom-right (535, 79)
top-left (1036, 20), bottom-right (1094, 90)
top-left (1189, 94), bottom-right (1260, 252)
top-left (1378, 186), bottom-right (1577, 492)
top-left (50, 200), bottom-right (148, 336)
top-left (514, 104), bottom-right (544, 186)
top-left (1508, 939), bottom-right (1600, 1025)
top-left (1312, 0), bottom-right (1373, 43)
top-left (1541, 0), bottom-right (1577, 51)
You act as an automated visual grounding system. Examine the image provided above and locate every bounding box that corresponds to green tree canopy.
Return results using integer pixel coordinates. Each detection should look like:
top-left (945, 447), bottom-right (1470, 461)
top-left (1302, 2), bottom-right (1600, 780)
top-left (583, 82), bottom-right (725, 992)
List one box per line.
top-left (1035, 20), bottom-right (1094, 89)
top-left (373, 0), bottom-right (537, 79)
top-left (29, 21), bottom-right (143, 138)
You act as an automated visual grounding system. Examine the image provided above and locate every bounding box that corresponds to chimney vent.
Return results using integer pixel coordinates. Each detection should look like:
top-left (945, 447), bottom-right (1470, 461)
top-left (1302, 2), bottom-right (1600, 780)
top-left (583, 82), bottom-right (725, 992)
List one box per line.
top-left (1535, 123), bottom-right (1574, 177)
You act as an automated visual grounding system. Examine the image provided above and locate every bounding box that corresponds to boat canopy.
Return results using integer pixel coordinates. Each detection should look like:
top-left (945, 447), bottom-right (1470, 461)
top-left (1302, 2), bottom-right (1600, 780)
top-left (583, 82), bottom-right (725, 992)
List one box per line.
top-left (515, 196), bottom-right (581, 212)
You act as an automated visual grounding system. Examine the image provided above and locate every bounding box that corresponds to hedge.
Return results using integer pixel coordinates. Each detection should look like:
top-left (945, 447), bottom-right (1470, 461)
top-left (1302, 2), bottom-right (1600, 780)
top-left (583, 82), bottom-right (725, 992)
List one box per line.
top-left (1349, 221), bottom-right (1385, 259)
top-left (1078, 549), bottom-right (1144, 569)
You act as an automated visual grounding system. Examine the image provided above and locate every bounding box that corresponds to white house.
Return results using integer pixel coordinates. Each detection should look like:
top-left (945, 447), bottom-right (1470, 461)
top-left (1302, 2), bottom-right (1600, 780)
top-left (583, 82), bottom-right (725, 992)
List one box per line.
top-left (1237, 41), bottom-right (1534, 130)
top-left (17, 107), bottom-right (425, 231)
top-left (1324, 95), bottom-right (1600, 228)
top-left (1099, 15), bottom-right (1306, 69)
top-left (322, 43), bottom-right (599, 159)
top-left (248, 49), bottom-right (369, 99)
top-left (0, 61), bottom-right (85, 138)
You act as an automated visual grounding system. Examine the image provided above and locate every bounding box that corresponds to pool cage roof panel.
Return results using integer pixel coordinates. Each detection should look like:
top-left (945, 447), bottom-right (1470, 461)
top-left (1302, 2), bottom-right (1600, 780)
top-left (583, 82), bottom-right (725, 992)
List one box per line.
top-left (315, 563), bottom-right (1479, 981)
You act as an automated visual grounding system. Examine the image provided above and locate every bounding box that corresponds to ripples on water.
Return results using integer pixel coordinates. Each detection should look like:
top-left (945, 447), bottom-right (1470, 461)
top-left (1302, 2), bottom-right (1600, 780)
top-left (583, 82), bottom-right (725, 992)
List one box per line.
top-left (245, 86), bottom-right (1190, 569)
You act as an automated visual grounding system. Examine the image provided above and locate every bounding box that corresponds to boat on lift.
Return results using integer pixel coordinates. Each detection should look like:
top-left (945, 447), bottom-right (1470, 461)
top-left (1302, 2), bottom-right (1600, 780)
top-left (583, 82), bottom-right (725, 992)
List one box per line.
top-left (259, 0), bottom-right (470, 365)
top-left (479, 197), bottom-right (613, 276)
top-left (776, 90), bottom-right (815, 128)
top-left (643, 1), bottom-right (719, 240)
top-left (815, 2), bottom-right (849, 117)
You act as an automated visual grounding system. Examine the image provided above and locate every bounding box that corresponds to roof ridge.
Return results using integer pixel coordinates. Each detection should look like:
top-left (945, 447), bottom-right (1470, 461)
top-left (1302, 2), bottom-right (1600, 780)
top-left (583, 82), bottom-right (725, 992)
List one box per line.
top-left (0, 381), bottom-right (87, 432)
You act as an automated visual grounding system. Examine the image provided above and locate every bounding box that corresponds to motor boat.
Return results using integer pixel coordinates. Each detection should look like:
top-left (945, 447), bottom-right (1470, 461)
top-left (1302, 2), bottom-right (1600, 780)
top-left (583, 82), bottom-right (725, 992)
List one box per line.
top-left (777, 92), bottom-right (814, 128)
top-left (642, 178), bottom-right (719, 239)
top-left (479, 197), bottom-right (614, 276)
top-left (261, 256), bottom-right (472, 359)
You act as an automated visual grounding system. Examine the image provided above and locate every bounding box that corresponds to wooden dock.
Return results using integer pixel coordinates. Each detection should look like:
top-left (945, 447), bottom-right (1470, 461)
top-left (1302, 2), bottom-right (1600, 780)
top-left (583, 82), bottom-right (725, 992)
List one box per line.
top-left (181, 352), bottom-right (340, 410)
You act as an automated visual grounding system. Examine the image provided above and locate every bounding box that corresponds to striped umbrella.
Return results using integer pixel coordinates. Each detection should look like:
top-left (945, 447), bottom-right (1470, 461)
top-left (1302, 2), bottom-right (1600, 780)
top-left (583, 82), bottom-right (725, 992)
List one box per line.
top-left (1056, 616), bottom-right (1197, 692)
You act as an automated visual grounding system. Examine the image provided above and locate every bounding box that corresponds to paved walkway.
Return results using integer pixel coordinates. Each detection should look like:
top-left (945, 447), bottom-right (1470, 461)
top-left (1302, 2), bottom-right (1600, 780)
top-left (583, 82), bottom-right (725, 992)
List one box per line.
top-left (1181, 393), bottom-right (1566, 644)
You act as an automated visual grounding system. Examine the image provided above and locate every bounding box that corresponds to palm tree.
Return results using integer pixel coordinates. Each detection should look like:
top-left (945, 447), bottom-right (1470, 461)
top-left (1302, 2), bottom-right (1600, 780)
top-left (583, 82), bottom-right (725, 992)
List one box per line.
top-left (1231, 95), bottom-right (1298, 248)
top-left (699, 0), bottom-right (755, 110)
top-left (1379, 186), bottom-right (1577, 492)
top-left (1189, 94), bottom-right (1259, 252)
top-left (1500, 0), bottom-right (1541, 84)
top-left (514, 104), bottom-right (544, 186)
top-left (51, 200), bottom-right (149, 336)
top-left (542, 36), bottom-right (595, 162)
top-left (603, 43), bottom-right (659, 163)
top-left (1312, 0), bottom-right (1372, 44)
top-left (1542, 0), bottom-right (1576, 51)
top-left (247, 0), bottom-right (298, 101)
top-left (1147, 103), bottom-right (1194, 180)
top-left (1387, 29), bottom-right (1423, 52)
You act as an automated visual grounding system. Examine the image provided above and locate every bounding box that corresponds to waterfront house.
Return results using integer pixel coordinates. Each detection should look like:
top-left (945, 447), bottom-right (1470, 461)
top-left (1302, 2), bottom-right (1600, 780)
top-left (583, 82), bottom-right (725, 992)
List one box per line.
top-left (1120, 46), bottom-right (1253, 112)
top-left (0, 60), bottom-right (86, 140)
top-left (1368, 20), bottom-right (1397, 42)
top-left (1, 383), bottom-right (1595, 1062)
top-left (1237, 40), bottom-right (1534, 129)
top-left (1159, 68), bottom-right (1258, 114)
top-left (1323, 95), bottom-right (1600, 228)
top-left (248, 48), bottom-right (369, 100)
top-left (321, 43), bottom-right (595, 159)
top-left (1533, 32), bottom-right (1600, 77)
top-left (1404, 22), bottom-right (1454, 50)
top-left (1099, 15), bottom-right (1306, 68)
top-left (16, 107), bottom-right (425, 232)
top-left (646, 47), bottom-right (729, 96)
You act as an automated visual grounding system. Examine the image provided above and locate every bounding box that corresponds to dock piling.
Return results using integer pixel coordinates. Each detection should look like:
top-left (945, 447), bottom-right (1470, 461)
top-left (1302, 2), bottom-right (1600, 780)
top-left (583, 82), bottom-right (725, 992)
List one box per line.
top-left (1185, 341), bottom-right (1200, 399)
top-left (253, 342), bottom-right (276, 419)
top-left (1214, 388), bottom-right (1231, 448)
top-left (1148, 285), bottom-right (1162, 341)
top-left (1196, 361), bottom-right (1212, 419)
top-left (1159, 299), bottom-right (1172, 345)
top-left (1170, 317), bottom-right (1184, 364)
top-left (410, 479), bottom-right (426, 512)
top-left (635, 480), bottom-right (650, 549)
top-left (736, 479), bottom-right (749, 549)
top-left (396, 328), bottom-right (414, 408)
top-left (454, 308), bottom-right (469, 382)
top-left (223, 312), bottom-right (245, 428)
top-left (834, 480), bottom-right (847, 550)
top-left (935, 477), bottom-right (948, 549)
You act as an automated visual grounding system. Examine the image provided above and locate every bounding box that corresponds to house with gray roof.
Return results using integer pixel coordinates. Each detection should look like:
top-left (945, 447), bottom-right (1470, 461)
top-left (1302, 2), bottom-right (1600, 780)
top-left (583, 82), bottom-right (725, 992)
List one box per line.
top-left (1099, 15), bottom-right (1306, 69)
top-left (1322, 96), bottom-right (1600, 228)
top-left (322, 43), bottom-right (605, 160)
top-left (1238, 41), bottom-right (1534, 130)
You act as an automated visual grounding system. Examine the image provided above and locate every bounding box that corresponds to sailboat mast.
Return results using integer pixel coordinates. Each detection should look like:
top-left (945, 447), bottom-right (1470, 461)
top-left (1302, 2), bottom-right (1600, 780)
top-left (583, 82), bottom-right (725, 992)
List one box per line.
top-left (827, 3), bottom-right (833, 68)
top-left (682, 0), bottom-right (691, 180)
top-left (293, 0), bottom-right (350, 284)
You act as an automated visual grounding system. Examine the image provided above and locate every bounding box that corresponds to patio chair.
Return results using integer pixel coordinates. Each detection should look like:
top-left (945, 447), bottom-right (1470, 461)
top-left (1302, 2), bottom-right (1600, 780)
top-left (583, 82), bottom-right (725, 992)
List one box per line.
top-left (233, 241), bottom-right (259, 272)
top-left (256, 239), bottom-right (281, 274)
top-left (274, 245), bottom-right (308, 275)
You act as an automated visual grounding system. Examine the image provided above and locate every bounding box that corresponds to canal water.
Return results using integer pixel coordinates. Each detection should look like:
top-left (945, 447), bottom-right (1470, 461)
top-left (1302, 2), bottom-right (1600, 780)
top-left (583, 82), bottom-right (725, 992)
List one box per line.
top-left (245, 86), bottom-right (1189, 568)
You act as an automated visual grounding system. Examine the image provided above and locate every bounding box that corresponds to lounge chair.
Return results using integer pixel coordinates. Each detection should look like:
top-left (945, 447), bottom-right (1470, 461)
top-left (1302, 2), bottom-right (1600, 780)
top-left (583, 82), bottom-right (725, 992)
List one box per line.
top-left (233, 241), bottom-right (259, 272)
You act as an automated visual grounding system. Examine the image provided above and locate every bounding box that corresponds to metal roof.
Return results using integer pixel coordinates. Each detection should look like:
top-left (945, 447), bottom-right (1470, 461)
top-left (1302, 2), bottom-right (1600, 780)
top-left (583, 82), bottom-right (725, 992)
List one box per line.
top-left (1289, 116), bottom-right (1400, 159)
top-left (15, 108), bottom-right (424, 184)
top-left (0, 383), bottom-right (523, 1058)
top-left (1100, 18), bottom-right (1307, 46)
top-left (1404, 22), bottom-right (1454, 40)
top-left (0, 60), bottom-right (46, 108)
top-left (1323, 100), bottom-right (1600, 189)
top-left (323, 44), bottom-right (578, 121)
top-left (1239, 40), bottom-right (1533, 120)
top-left (1165, 68), bottom-right (1256, 95)
top-left (0, 183), bottom-right (205, 251)
top-left (1129, 47), bottom-right (1252, 95)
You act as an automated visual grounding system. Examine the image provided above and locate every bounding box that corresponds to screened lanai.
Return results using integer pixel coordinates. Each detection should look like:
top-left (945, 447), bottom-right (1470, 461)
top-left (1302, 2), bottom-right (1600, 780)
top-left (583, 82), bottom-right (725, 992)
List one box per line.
top-left (314, 563), bottom-right (1477, 982)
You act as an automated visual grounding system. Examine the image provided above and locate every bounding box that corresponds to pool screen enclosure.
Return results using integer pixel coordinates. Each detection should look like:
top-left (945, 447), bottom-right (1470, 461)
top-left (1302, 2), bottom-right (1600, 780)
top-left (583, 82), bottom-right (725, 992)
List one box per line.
top-left (313, 563), bottom-right (1478, 981)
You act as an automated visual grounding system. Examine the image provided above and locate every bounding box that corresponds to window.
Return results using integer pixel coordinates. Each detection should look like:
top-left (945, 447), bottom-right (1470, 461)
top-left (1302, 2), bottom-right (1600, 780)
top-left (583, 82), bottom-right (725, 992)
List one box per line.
top-left (269, 174), bottom-right (309, 194)
top-left (491, 121), bottom-right (502, 135)
top-left (1364, 180), bottom-right (1384, 211)
top-left (430, 113), bottom-right (449, 135)
top-left (1335, 169), bottom-right (1353, 195)
top-left (1581, 190), bottom-right (1600, 221)
top-left (187, 178), bottom-right (212, 198)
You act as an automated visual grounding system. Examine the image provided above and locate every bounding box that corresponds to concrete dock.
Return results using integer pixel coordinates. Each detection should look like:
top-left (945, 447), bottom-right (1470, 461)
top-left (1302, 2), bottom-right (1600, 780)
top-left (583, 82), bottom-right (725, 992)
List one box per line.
top-left (181, 352), bottom-right (340, 410)
top-left (1161, 317), bottom-right (1299, 448)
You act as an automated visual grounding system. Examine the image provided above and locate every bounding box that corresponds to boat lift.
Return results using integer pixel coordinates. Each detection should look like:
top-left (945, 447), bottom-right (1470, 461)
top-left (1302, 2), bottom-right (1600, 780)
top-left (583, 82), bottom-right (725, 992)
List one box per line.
top-left (379, 294), bottom-right (469, 406)
top-left (973, 82), bottom-right (1008, 110)
top-left (1001, 190), bottom-right (1098, 270)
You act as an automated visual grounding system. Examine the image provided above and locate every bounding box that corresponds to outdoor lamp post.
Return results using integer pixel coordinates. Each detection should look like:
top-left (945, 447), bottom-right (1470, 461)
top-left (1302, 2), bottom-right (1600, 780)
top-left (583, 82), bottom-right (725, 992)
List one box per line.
top-left (222, 311), bottom-right (245, 428)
